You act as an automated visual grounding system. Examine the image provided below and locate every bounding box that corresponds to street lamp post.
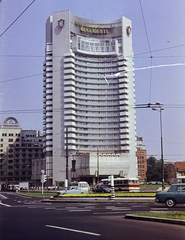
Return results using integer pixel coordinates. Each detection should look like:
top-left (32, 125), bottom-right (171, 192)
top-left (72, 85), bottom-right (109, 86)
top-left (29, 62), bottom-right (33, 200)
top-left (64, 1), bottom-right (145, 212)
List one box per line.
top-left (152, 103), bottom-right (164, 190)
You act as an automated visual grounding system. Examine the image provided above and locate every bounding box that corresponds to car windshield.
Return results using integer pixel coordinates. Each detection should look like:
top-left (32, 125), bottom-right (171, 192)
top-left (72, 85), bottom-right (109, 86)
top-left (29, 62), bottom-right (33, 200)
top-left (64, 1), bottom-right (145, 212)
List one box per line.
top-left (167, 186), bottom-right (172, 192)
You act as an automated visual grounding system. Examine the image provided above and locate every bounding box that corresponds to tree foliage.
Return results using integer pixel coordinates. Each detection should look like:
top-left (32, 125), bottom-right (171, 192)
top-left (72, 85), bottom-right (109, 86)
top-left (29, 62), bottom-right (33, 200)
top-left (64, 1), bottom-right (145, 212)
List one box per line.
top-left (146, 156), bottom-right (163, 182)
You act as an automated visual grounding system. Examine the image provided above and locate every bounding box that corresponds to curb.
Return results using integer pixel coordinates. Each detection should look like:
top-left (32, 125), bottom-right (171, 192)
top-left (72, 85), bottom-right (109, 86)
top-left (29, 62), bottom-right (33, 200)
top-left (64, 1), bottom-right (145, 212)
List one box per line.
top-left (125, 214), bottom-right (185, 226)
top-left (42, 197), bottom-right (155, 203)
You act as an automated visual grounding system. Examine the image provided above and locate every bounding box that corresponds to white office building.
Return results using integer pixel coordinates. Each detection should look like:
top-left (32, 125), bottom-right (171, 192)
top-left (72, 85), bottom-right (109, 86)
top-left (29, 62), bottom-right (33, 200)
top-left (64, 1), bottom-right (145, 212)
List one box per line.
top-left (43, 10), bottom-right (137, 185)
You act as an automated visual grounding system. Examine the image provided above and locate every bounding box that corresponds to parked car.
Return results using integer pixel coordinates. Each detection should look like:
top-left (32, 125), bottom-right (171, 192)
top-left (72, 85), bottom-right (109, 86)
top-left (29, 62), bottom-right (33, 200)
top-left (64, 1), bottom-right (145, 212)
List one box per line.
top-left (69, 181), bottom-right (90, 191)
top-left (92, 184), bottom-right (111, 193)
top-left (155, 183), bottom-right (185, 207)
top-left (57, 186), bottom-right (88, 195)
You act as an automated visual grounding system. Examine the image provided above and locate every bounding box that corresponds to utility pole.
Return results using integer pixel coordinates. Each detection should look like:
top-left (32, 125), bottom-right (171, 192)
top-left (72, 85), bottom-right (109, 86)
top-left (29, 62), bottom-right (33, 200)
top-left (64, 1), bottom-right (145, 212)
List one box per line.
top-left (152, 103), bottom-right (164, 190)
top-left (135, 103), bottom-right (165, 190)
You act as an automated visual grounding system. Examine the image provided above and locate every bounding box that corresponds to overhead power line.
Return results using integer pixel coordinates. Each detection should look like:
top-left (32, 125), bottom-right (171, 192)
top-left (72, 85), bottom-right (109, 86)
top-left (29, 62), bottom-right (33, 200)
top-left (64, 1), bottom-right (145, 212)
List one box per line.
top-left (1, 62), bottom-right (185, 83)
top-left (139, 0), bottom-right (152, 54)
top-left (135, 43), bottom-right (185, 56)
top-left (0, 43), bottom-right (185, 60)
top-left (0, 73), bottom-right (43, 83)
top-left (139, 0), bottom-right (153, 103)
top-left (0, 54), bottom-right (44, 58)
top-left (0, 0), bottom-right (35, 38)
top-left (1, 103), bottom-right (185, 115)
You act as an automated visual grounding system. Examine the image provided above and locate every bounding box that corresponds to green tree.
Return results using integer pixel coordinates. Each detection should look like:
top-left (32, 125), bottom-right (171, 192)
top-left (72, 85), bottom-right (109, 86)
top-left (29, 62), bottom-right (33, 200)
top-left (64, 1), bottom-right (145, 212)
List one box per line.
top-left (146, 156), bottom-right (162, 182)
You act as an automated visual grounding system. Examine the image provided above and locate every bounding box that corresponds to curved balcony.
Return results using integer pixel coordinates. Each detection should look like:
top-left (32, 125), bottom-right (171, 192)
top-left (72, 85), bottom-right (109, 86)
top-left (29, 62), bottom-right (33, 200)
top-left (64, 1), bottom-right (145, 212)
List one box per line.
top-left (45, 146), bottom-right (53, 152)
top-left (46, 106), bottom-right (53, 111)
top-left (64, 56), bottom-right (75, 63)
top-left (46, 61), bottom-right (53, 67)
top-left (120, 122), bottom-right (129, 128)
top-left (64, 69), bottom-right (75, 75)
top-left (64, 63), bottom-right (75, 69)
top-left (46, 72), bottom-right (53, 78)
top-left (46, 56), bottom-right (53, 61)
top-left (46, 89), bottom-right (53, 94)
top-left (46, 111), bottom-right (53, 117)
top-left (75, 60), bottom-right (118, 68)
top-left (64, 74), bottom-right (75, 80)
top-left (46, 129), bottom-right (53, 134)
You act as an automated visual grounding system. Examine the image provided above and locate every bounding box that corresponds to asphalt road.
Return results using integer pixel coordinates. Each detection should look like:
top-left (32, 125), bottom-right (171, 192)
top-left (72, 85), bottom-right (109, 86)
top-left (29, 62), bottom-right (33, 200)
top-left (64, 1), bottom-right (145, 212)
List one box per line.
top-left (0, 192), bottom-right (185, 240)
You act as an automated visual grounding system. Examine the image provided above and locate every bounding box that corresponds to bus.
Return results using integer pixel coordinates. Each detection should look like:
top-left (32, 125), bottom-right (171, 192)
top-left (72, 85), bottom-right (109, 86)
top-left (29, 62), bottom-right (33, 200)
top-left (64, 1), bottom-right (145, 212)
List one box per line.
top-left (100, 177), bottom-right (140, 192)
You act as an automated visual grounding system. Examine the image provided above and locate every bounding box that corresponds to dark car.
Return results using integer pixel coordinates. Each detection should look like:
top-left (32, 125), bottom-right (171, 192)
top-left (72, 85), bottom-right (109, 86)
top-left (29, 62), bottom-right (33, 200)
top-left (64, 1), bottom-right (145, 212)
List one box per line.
top-left (155, 183), bottom-right (185, 207)
top-left (92, 184), bottom-right (111, 193)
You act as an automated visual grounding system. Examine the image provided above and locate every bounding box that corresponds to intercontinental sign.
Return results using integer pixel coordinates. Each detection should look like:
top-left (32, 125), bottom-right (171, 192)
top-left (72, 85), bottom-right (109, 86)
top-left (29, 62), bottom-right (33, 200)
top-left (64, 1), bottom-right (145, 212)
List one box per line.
top-left (75, 21), bottom-right (114, 34)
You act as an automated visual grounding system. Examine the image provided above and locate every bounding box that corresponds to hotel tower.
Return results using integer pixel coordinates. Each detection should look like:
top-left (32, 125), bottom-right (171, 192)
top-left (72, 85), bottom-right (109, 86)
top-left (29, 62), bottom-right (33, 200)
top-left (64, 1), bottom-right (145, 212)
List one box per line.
top-left (43, 11), bottom-right (137, 185)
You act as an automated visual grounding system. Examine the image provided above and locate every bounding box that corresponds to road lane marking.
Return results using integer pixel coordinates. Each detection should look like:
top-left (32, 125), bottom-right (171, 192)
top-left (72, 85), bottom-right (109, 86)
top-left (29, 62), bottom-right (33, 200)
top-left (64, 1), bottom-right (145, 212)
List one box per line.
top-left (53, 208), bottom-right (67, 211)
top-left (0, 194), bottom-right (7, 199)
top-left (65, 206), bottom-right (78, 209)
top-left (46, 225), bottom-right (101, 236)
top-left (68, 209), bottom-right (91, 212)
top-left (44, 207), bottom-right (55, 210)
top-left (0, 201), bottom-right (11, 207)
top-left (84, 206), bottom-right (95, 209)
top-left (150, 208), bottom-right (168, 211)
top-left (106, 206), bottom-right (131, 210)
top-left (131, 205), bottom-right (149, 207)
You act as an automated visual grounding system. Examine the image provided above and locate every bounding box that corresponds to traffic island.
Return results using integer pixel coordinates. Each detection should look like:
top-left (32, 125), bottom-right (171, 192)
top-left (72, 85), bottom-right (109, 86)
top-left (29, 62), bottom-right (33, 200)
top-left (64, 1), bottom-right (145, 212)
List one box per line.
top-left (125, 213), bottom-right (185, 226)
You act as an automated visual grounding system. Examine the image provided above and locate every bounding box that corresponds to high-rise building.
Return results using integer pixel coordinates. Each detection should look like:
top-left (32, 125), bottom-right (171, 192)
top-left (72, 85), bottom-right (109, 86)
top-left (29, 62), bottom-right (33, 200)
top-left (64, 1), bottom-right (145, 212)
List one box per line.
top-left (43, 11), bottom-right (137, 185)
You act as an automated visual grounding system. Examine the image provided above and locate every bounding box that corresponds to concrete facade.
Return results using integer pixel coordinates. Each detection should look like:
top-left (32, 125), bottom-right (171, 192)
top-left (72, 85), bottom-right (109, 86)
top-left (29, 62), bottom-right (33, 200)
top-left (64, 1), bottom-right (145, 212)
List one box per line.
top-left (43, 11), bottom-right (137, 185)
top-left (0, 117), bottom-right (45, 189)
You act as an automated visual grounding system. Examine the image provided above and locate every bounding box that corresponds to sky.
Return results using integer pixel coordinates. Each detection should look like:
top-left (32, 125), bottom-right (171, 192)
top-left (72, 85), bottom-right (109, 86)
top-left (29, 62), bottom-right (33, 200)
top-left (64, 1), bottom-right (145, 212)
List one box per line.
top-left (0, 0), bottom-right (185, 162)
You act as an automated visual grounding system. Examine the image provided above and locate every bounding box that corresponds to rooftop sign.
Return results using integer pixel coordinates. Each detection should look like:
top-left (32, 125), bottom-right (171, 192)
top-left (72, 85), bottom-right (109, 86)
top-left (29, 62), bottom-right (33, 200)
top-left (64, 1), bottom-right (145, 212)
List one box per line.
top-left (75, 21), bottom-right (114, 35)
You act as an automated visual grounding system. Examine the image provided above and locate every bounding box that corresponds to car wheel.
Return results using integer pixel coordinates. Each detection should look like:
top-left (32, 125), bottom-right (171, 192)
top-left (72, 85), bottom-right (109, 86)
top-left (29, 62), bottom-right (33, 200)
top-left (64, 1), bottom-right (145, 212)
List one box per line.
top-left (165, 198), bottom-right (176, 207)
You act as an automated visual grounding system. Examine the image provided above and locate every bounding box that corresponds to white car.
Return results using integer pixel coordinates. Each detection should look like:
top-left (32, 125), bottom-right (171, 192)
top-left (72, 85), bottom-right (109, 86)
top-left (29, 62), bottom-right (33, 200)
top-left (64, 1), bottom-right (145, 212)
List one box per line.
top-left (57, 186), bottom-right (88, 195)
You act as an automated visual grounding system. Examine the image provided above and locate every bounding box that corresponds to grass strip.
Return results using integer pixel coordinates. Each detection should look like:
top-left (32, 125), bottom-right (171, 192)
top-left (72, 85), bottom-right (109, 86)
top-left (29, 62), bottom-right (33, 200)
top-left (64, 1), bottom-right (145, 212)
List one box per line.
top-left (135, 212), bottom-right (185, 220)
top-left (56, 192), bottom-right (156, 198)
top-left (17, 191), bottom-right (156, 198)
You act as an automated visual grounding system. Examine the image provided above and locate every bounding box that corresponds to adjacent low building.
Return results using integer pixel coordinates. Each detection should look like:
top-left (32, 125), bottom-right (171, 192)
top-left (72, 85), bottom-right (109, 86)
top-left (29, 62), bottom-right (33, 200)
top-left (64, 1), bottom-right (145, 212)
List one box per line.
top-left (0, 117), bottom-right (45, 190)
top-left (166, 161), bottom-right (185, 184)
top-left (136, 136), bottom-right (147, 181)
